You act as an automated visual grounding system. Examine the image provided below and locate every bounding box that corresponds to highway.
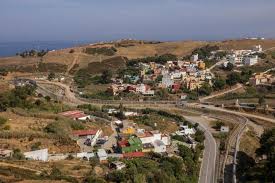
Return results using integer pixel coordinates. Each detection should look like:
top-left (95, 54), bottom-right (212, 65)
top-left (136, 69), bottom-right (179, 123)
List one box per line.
top-left (185, 116), bottom-right (217, 183)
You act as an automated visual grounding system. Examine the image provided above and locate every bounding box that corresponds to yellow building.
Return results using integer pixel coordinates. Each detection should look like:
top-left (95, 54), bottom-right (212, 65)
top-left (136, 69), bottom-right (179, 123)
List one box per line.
top-left (122, 127), bottom-right (135, 135)
top-left (198, 62), bottom-right (206, 70)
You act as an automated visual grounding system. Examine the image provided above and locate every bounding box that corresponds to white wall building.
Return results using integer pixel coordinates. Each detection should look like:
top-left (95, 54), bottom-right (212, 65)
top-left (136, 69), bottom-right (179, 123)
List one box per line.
top-left (162, 74), bottom-right (174, 88)
top-left (97, 149), bottom-right (108, 162)
top-left (191, 54), bottom-right (199, 62)
top-left (252, 45), bottom-right (263, 52)
top-left (24, 149), bottom-right (48, 162)
top-left (243, 55), bottom-right (258, 66)
top-left (153, 140), bottom-right (166, 153)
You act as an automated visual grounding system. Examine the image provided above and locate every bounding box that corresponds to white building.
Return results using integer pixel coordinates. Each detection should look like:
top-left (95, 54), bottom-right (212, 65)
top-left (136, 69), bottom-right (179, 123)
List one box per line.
top-left (243, 55), bottom-right (258, 66)
top-left (110, 161), bottom-right (126, 170)
top-left (252, 45), bottom-right (263, 52)
top-left (162, 74), bottom-right (174, 88)
top-left (76, 152), bottom-right (95, 160)
top-left (220, 126), bottom-right (229, 133)
top-left (24, 149), bottom-right (48, 162)
top-left (97, 149), bottom-right (108, 162)
top-left (138, 130), bottom-right (171, 148)
top-left (153, 140), bottom-right (166, 153)
top-left (177, 125), bottom-right (196, 135)
top-left (191, 54), bottom-right (199, 62)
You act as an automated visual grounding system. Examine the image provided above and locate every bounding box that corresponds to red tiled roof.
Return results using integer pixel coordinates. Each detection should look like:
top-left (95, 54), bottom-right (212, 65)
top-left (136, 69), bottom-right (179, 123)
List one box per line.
top-left (73, 130), bottom-right (98, 136)
top-left (123, 152), bottom-right (145, 158)
top-left (60, 110), bottom-right (84, 116)
top-left (59, 110), bottom-right (90, 119)
top-left (118, 140), bottom-right (129, 147)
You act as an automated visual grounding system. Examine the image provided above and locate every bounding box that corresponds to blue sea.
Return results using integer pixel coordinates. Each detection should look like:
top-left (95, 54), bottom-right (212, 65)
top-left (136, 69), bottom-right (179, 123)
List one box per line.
top-left (0, 41), bottom-right (91, 57)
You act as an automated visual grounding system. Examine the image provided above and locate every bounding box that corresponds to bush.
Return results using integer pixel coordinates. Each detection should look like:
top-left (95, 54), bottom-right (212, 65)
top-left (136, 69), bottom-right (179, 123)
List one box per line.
top-left (13, 149), bottom-right (25, 160)
top-left (0, 116), bottom-right (7, 126)
top-left (31, 141), bottom-right (42, 151)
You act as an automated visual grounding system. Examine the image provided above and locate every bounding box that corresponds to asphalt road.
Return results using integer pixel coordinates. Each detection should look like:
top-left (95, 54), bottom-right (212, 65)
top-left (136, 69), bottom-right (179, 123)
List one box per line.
top-left (185, 116), bottom-right (217, 183)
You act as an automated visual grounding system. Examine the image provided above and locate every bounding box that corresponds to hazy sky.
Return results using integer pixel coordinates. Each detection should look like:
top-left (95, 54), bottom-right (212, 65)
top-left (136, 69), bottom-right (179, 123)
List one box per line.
top-left (0, 0), bottom-right (275, 42)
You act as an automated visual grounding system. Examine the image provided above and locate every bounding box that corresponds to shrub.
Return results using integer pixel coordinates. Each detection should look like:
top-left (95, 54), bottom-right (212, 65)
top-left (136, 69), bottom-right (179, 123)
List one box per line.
top-left (13, 149), bottom-right (25, 160)
top-left (31, 141), bottom-right (42, 151)
top-left (0, 116), bottom-right (7, 126)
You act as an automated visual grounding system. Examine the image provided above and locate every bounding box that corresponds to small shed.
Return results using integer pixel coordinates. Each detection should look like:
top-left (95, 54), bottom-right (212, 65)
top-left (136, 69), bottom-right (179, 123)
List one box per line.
top-left (220, 126), bottom-right (229, 133)
top-left (97, 149), bottom-right (108, 163)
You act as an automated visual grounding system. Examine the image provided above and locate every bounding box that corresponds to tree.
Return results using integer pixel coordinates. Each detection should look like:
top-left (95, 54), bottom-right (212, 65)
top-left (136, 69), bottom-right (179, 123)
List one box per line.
top-left (225, 62), bottom-right (234, 71)
top-left (198, 83), bottom-right (213, 96)
top-left (44, 96), bottom-right (51, 102)
top-left (13, 149), bottom-right (25, 160)
top-left (100, 70), bottom-right (112, 84)
top-left (258, 96), bottom-right (266, 106)
top-left (213, 78), bottom-right (226, 91)
top-left (256, 128), bottom-right (275, 181)
top-left (226, 72), bottom-right (241, 86)
top-left (48, 72), bottom-right (55, 81)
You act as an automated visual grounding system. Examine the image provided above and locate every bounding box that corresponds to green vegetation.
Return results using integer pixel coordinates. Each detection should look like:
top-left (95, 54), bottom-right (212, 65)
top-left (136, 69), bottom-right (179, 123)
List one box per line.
top-left (128, 54), bottom-right (177, 65)
top-left (238, 128), bottom-right (275, 182)
top-left (0, 116), bottom-right (7, 126)
top-left (12, 148), bottom-right (25, 160)
top-left (212, 120), bottom-right (225, 130)
top-left (191, 45), bottom-right (219, 60)
top-left (84, 47), bottom-right (117, 56)
top-left (106, 152), bottom-right (200, 183)
top-left (271, 51), bottom-right (275, 59)
top-left (213, 78), bottom-right (226, 91)
top-left (100, 70), bottom-right (113, 84)
top-left (198, 83), bottom-right (213, 96)
top-left (17, 49), bottom-right (48, 58)
top-left (31, 141), bottom-right (42, 151)
top-left (0, 85), bottom-right (36, 111)
top-left (0, 68), bottom-right (8, 76)
top-left (48, 72), bottom-right (56, 81)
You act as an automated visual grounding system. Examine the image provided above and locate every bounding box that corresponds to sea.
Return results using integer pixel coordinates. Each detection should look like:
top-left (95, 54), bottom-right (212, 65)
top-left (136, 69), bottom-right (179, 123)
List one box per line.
top-left (0, 41), bottom-right (91, 57)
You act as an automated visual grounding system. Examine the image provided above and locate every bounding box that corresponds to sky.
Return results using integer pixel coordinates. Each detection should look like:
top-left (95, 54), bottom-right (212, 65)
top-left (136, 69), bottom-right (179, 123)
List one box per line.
top-left (0, 0), bottom-right (275, 42)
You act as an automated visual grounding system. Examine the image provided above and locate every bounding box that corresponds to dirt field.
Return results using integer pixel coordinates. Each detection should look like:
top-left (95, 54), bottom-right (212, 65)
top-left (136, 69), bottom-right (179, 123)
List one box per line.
top-left (0, 111), bottom-right (79, 153)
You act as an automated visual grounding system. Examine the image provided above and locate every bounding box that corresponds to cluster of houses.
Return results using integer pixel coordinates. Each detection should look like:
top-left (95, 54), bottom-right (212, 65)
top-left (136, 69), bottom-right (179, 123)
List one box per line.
top-left (225, 45), bottom-right (263, 67)
top-left (249, 72), bottom-right (275, 86)
top-left (108, 56), bottom-right (212, 96)
top-left (117, 129), bottom-right (171, 154)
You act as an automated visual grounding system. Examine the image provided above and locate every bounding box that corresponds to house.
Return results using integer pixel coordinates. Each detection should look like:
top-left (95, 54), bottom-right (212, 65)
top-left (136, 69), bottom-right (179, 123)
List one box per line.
top-left (73, 129), bottom-right (102, 147)
top-left (243, 55), bottom-right (258, 66)
top-left (118, 137), bottom-right (142, 153)
top-left (59, 110), bottom-right (92, 121)
top-left (97, 149), bottom-right (108, 163)
top-left (162, 74), bottom-right (174, 88)
top-left (76, 152), bottom-right (95, 160)
top-left (24, 149), bottom-right (48, 162)
top-left (171, 83), bottom-right (181, 92)
top-left (135, 84), bottom-right (154, 96)
top-left (249, 73), bottom-right (275, 86)
top-left (177, 125), bottom-right (196, 135)
top-left (191, 54), bottom-right (199, 62)
top-left (220, 126), bottom-right (229, 133)
top-left (142, 143), bottom-right (155, 152)
top-left (124, 111), bottom-right (138, 117)
top-left (153, 140), bottom-right (166, 153)
top-left (252, 45), bottom-right (262, 52)
top-left (110, 161), bottom-right (126, 170)
top-left (0, 149), bottom-right (13, 158)
top-left (122, 127), bottom-right (135, 134)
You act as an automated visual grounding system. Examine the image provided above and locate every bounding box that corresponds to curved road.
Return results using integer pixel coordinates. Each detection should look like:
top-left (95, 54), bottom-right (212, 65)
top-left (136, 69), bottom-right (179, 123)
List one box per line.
top-left (185, 116), bottom-right (217, 183)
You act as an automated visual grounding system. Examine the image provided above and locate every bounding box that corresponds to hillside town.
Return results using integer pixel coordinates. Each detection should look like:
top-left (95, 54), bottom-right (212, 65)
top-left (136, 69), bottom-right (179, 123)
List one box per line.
top-left (0, 108), bottom-right (200, 166)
